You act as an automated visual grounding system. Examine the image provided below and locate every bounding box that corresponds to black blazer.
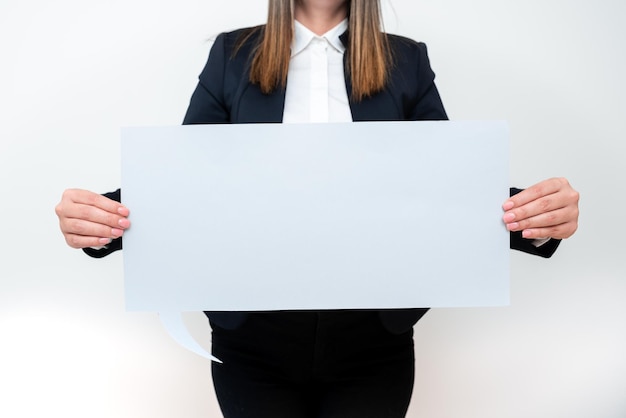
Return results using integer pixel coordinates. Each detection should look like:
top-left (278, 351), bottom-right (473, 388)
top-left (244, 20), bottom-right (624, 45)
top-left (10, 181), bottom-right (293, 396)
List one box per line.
top-left (86, 27), bottom-right (560, 333)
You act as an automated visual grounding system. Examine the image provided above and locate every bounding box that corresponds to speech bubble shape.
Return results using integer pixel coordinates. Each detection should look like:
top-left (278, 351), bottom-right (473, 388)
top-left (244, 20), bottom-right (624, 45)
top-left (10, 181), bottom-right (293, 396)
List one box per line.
top-left (121, 121), bottom-right (510, 360)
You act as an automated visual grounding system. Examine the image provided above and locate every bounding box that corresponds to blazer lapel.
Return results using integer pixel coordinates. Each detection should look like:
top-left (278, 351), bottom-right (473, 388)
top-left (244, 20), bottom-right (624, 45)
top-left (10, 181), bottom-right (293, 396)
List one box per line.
top-left (234, 84), bottom-right (286, 123)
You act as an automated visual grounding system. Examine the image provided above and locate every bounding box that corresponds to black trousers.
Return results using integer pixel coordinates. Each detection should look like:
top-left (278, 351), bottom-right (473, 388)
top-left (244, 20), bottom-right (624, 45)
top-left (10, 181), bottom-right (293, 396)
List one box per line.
top-left (210, 311), bottom-right (415, 418)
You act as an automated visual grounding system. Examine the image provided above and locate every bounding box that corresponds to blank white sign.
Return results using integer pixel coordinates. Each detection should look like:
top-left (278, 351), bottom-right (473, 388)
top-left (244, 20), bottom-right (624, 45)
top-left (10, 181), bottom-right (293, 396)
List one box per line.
top-left (121, 121), bottom-right (509, 311)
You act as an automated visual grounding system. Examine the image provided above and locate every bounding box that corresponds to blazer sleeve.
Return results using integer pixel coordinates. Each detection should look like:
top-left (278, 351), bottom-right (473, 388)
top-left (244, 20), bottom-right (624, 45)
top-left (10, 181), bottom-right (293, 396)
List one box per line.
top-left (409, 42), bottom-right (448, 121)
top-left (183, 33), bottom-right (231, 125)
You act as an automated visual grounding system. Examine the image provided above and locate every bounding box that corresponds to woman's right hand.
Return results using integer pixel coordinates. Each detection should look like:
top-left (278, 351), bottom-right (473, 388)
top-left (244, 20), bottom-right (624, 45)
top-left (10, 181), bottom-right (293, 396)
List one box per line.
top-left (55, 189), bottom-right (131, 249)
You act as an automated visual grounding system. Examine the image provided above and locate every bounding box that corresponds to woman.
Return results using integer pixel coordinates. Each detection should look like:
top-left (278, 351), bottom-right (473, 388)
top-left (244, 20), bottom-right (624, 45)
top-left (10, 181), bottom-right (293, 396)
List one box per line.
top-left (55, 1), bottom-right (579, 417)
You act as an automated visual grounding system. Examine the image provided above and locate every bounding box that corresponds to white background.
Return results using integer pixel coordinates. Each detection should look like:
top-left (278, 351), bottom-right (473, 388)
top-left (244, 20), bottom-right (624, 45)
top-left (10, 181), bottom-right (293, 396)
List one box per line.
top-left (1, 0), bottom-right (625, 417)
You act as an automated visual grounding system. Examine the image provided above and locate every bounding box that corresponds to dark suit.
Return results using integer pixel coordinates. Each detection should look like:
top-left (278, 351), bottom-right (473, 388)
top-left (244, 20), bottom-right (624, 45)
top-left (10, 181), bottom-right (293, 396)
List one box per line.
top-left (86, 27), bottom-right (560, 332)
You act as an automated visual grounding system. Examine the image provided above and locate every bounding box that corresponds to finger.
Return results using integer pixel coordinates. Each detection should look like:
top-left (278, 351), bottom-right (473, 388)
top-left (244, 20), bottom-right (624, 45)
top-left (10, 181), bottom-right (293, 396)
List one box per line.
top-left (64, 234), bottom-right (116, 249)
top-left (60, 202), bottom-right (130, 230)
top-left (520, 221), bottom-right (578, 240)
top-left (503, 192), bottom-right (573, 225)
top-left (505, 206), bottom-right (574, 232)
top-left (63, 189), bottom-right (128, 216)
top-left (503, 178), bottom-right (567, 210)
top-left (60, 218), bottom-right (126, 242)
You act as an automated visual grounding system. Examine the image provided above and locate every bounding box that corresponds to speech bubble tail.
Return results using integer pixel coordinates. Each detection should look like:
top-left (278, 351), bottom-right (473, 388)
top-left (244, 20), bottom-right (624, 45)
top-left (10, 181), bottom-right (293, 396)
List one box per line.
top-left (158, 311), bottom-right (222, 363)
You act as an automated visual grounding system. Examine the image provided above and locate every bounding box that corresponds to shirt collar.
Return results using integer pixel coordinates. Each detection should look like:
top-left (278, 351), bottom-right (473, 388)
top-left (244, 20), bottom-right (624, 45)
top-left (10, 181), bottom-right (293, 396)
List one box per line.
top-left (292, 18), bottom-right (348, 57)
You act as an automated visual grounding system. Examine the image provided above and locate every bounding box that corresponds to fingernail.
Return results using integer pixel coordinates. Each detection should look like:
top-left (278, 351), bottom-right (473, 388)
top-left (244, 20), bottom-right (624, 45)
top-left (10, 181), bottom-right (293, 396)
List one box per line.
top-left (503, 201), bottom-right (514, 211)
top-left (119, 218), bottom-right (130, 228)
top-left (118, 206), bottom-right (129, 215)
top-left (522, 230), bottom-right (532, 238)
top-left (507, 222), bottom-right (519, 231)
top-left (111, 228), bottom-right (124, 237)
top-left (99, 238), bottom-right (112, 245)
top-left (503, 213), bottom-right (515, 223)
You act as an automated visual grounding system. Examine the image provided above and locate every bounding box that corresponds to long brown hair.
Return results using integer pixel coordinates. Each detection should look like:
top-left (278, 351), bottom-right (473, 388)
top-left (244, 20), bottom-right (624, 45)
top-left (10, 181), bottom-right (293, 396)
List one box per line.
top-left (248, 0), bottom-right (391, 101)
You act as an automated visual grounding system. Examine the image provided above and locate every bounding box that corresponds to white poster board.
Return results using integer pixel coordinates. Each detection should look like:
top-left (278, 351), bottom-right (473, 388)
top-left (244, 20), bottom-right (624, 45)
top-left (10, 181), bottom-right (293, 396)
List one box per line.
top-left (121, 121), bottom-right (510, 312)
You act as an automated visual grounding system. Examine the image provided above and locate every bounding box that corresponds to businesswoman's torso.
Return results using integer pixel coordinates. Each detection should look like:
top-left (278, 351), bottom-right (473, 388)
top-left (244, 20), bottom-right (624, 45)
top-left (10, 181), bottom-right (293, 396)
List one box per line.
top-left (183, 21), bottom-right (448, 125)
top-left (183, 20), bottom-right (448, 332)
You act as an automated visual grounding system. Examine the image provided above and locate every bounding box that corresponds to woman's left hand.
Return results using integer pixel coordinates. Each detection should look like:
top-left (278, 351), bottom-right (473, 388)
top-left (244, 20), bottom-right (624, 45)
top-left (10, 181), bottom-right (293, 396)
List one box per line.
top-left (502, 177), bottom-right (579, 240)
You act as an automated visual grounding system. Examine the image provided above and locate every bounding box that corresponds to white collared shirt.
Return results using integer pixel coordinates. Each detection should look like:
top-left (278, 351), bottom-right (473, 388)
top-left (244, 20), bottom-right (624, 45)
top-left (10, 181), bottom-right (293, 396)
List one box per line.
top-left (282, 19), bottom-right (352, 124)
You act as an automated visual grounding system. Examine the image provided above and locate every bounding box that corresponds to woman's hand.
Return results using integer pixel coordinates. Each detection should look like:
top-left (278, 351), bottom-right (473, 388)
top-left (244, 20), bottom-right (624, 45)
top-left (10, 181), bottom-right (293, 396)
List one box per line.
top-left (502, 178), bottom-right (579, 240)
top-left (55, 189), bottom-right (130, 249)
